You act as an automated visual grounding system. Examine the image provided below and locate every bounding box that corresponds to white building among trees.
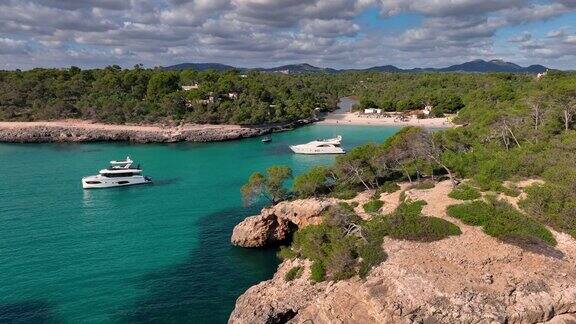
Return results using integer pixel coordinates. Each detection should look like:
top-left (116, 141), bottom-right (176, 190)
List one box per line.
top-left (364, 108), bottom-right (382, 114)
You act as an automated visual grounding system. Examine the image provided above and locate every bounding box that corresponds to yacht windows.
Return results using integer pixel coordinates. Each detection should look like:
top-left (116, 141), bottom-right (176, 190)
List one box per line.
top-left (101, 172), bottom-right (135, 178)
top-left (85, 181), bottom-right (101, 184)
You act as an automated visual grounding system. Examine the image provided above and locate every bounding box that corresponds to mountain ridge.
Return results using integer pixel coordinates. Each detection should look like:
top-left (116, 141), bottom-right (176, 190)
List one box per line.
top-left (164, 59), bottom-right (549, 74)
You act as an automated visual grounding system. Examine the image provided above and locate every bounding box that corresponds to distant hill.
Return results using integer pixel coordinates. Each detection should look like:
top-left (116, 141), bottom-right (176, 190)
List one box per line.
top-left (164, 60), bottom-right (548, 74)
top-left (436, 59), bottom-right (547, 73)
top-left (164, 63), bottom-right (238, 71)
top-left (361, 65), bottom-right (404, 72)
top-left (257, 63), bottom-right (338, 74)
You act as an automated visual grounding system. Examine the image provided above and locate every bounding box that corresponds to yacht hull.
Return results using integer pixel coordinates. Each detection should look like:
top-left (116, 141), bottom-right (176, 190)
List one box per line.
top-left (82, 175), bottom-right (152, 189)
top-left (289, 145), bottom-right (345, 154)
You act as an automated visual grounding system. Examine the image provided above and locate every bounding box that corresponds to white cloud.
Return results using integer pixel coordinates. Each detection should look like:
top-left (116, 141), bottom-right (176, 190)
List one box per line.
top-left (0, 0), bottom-right (574, 69)
top-left (377, 0), bottom-right (524, 17)
top-left (300, 19), bottom-right (360, 37)
top-left (0, 38), bottom-right (29, 55)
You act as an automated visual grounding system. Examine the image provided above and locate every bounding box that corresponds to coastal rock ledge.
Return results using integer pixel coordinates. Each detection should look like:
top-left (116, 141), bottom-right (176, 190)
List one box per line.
top-left (229, 184), bottom-right (576, 324)
top-left (0, 120), bottom-right (314, 143)
top-left (231, 198), bottom-right (336, 248)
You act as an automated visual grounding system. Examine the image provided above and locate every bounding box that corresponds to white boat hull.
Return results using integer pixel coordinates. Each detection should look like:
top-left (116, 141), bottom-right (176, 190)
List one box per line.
top-left (82, 175), bottom-right (152, 189)
top-left (290, 145), bottom-right (345, 154)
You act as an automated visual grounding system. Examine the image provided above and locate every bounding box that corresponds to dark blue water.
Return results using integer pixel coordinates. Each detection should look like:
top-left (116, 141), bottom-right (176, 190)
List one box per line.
top-left (0, 124), bottom-right (400, 323)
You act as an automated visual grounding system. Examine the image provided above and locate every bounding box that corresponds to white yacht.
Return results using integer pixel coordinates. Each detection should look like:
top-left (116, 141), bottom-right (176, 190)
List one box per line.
top-left (290, 135), bottom-right (346, 154)
top-left (82, 156), bottom-right (152, 189)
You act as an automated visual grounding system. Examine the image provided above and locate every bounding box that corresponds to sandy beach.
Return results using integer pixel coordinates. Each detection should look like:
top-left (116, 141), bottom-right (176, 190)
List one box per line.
top-left (318, 113), bottom-right (454, 128)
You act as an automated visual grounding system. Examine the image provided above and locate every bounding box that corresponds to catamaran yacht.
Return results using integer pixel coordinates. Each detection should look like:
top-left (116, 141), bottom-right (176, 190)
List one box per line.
top-left (290, 135), bottom-right (346, 154)
top-left (82, 156), bottom-right (152, 189)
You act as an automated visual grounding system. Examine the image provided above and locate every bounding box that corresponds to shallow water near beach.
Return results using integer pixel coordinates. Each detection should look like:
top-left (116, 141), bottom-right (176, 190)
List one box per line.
top-left (0, 124), bottom-right (400, 323)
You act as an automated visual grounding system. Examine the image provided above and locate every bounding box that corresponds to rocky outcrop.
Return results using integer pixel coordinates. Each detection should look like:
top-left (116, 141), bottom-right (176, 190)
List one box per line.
top-left (231, 198), bottom-right (336, 248)
top-left (229, 259), bottom-right (327, 324)
top-left (229, 181), bottom-right (576, 323)
top-left (0, 119), bottom-right (315, 143)
top-left (0, 125), bottom-right (263, 143)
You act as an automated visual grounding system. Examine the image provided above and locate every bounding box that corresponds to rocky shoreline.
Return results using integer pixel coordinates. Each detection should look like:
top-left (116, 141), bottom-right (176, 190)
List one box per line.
top-left (229, 181), bottom-right (576, 323)
top-left (0, 119), bottom-right (314, 143)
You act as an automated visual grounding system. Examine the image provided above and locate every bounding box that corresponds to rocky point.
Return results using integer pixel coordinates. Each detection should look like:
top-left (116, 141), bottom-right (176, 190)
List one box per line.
top-left (229, 181), bottom-right (576, 323)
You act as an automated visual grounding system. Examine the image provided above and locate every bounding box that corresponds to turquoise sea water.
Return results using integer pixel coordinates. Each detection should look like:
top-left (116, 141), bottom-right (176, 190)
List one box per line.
top-left (0, 124), bottom-right (400, 323)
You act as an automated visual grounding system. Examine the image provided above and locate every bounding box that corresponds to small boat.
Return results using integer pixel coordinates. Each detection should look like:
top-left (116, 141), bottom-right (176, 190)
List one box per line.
top-left (262, 136), bottom-right (272, 143)
top-left (82, 156), bottom-right (152, 189)
top-left (290, 135), bottom-right (345, 154)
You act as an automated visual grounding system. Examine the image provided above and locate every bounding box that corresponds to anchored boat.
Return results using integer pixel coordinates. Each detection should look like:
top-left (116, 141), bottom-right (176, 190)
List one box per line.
top-left (82, 156), bottom-right (152, 189)
top-left (289, 135), bottom-right (345, 154)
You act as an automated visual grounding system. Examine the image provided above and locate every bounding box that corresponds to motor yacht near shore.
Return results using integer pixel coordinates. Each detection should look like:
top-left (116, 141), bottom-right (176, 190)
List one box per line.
top-left (82, 156), bottom-right (152, 189)
top-left (290, 135), bottom-right (346, 154)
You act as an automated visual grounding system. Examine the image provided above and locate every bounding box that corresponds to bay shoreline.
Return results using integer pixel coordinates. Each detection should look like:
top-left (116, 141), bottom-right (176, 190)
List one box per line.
top-left (0, 115), bottom-right (452, 144)
top-left (0, 97), bottom-right (453, 144)
top-left (0, 119), bottom-right (312, 143)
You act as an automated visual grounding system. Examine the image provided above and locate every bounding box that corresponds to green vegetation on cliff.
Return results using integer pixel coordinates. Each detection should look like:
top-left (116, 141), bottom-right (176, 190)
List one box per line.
top-left (447, 198), bottom-right (556, 246)
top-left (279, 200), bottom-right (460, 282)
top-left (362, 199), bottom-right (384, 213)
top-left (387, 200), bottom-right (461, 241)
top-left (448, 184), bottom-right (481, 200)
top-left (238, 70), bottom-right (576, 280)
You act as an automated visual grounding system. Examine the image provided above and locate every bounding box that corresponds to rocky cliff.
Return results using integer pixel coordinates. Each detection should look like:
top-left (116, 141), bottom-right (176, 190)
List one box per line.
top-left (229, 181), bottom-right (576, 323)
top-left (231, 198), bottom-right (337, 247)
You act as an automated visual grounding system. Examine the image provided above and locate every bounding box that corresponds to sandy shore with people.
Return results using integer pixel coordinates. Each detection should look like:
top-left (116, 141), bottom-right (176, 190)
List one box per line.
top-left (318, 113), bottom-right (454, 128)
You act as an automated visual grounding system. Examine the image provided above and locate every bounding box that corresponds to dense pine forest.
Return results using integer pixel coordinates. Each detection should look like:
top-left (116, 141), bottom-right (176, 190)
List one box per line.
top-left (4, 66), bottom-right (574, 126)
top-left (0, 66), bottom-right (343, 125)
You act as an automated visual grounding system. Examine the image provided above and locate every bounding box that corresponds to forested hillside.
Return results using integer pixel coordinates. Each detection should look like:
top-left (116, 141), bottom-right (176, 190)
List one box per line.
top-left (0, 66), bottom-right (340, 125)
top-left (1, 66), bottom-right (568, 126)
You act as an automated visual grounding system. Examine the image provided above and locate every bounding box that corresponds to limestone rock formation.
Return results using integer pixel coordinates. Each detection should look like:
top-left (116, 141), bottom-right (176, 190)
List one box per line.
top-left (229, 259), bottom-right (326, 324)
top-left (0, 119), bottom-right (315, 143)
top-left (229, 181), bottom-right (576, 323)
top-left (231, 198), bottom-right (336, 248)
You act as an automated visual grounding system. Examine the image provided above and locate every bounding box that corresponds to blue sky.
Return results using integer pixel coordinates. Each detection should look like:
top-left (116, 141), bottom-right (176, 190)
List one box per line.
top-left (0, 0), bottom-right (575, 70)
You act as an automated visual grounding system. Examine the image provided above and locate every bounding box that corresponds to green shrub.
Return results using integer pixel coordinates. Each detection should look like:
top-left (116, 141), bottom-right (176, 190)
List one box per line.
top-left (500, 186), bottom-right (521, 197)
top-left (337, 202), bottom-right (355, 212)
top-left (519, 183), bottom-right (576, 238)
top-left (448, 184), bottom-right (481, 200)
top-left (388, 200), bottom-right (461, 241)
top-left (363, 199), bottom-right (384, 213)
top-left (413, 181), bottom-right (435, 190)
top-left (446, 200), bottom-right (491, 225)
top-left (292, 216), bottom-right (360, 282)
top-left (358, 240), bottom-right (387, 279)
top-left (277, 246), bottom-right (296, 260)
top-left (310, 260), bottom-right (326, 282)
top-left (377, 181), bottom-right (400, 194)
top-left (359, 215), bottom-right (390, 278)
top-left (284, 266), bottom-right (303, 281)
top-left (325, 239), bottom-right (358, 281)
top-left (290, 203), bottom-right (383, 281)
top-left (330, 188), bottom-right (358, 200)
top-left (292, 224), bottom-right (333, 261)
top-left (447, 198), bottom-right (557, 246)
top-left (323, 204), bottom-right (362, 228)
top-left (293, 166), bottom-right (330, 198)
